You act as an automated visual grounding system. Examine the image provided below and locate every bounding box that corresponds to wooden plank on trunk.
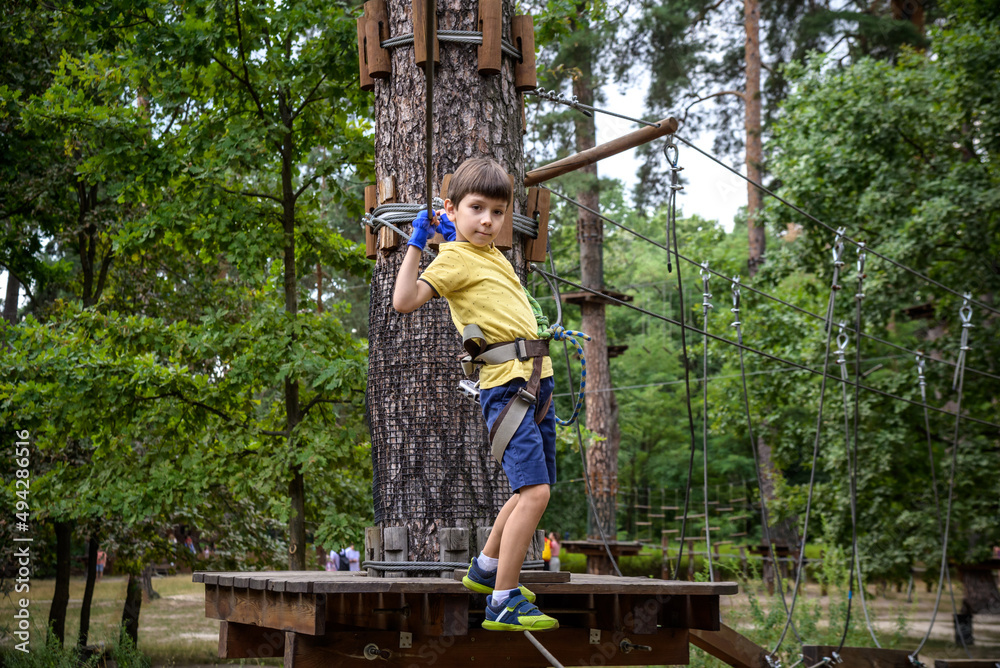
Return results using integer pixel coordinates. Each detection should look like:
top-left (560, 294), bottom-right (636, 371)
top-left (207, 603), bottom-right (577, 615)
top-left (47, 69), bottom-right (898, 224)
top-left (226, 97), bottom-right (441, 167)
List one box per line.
top-left (365, 185), bottom-right (378, 259)
top-left (439, 528), bottom-right (469, 579)
top-left (412, 0), bottom-right (439, 69)
top-left (511, 15), bottom-right (536, 91)
top-left (525, 187), bottom-right (550, 262)
top-left (356, 16), bottom-right (374, 92)
top-left (365, 526), bottom-right (382, 578)
top-left (284, 627), bottom-right (688, 668)
top-left (477, 0), bottom-right (502, 75)
top-left (218, 621), bottom-right (285, 660)
top-left (495, 173), bottom-right (514, 251)
top-left (384, 526), bottom-right (408, 579)
top-left (690, 623), bottom-right (768, 668)
top-left (364, 0), bottom-right (391, 79)
top-left (802, 646), bottom-right (912, 668)
top-left (524, 117), bottom-right (679, 187)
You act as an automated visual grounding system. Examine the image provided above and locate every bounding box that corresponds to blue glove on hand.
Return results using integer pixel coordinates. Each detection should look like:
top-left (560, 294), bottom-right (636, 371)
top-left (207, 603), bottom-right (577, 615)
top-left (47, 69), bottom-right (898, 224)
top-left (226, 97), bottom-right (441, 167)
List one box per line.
top-left (408, 209), bottom-right (455, 249)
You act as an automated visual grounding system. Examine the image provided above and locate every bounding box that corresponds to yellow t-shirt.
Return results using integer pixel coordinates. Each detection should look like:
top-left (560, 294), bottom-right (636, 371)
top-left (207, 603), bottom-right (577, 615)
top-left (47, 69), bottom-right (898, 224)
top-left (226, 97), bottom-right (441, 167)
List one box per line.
top-left (419, 242), bottom-right (554, 389)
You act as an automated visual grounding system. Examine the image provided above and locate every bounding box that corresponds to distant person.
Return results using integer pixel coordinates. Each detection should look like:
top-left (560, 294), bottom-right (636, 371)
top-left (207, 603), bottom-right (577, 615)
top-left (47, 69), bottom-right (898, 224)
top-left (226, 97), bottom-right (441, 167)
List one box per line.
top-left (185, 536), bottom-right (196, 554)
top-left (345, 544), bottom-right (361, 571)
top-left (96, 549), bottom-right (107, 581)
top-left (326, 549), bottom-right (340, 572)
top-left (547, 532), bottom-right (561, 572)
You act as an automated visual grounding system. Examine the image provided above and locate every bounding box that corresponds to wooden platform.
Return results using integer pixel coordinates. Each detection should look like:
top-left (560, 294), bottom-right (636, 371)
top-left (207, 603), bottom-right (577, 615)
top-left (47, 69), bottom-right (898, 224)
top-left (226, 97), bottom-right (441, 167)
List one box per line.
top-left (195, 570), bottom-right (739, 667)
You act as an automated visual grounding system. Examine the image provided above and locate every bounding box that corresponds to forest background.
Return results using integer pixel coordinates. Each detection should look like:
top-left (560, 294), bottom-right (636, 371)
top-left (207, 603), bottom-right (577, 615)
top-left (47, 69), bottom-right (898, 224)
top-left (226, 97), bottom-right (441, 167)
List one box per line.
top-left (1, 0), bottom-right (998, 661)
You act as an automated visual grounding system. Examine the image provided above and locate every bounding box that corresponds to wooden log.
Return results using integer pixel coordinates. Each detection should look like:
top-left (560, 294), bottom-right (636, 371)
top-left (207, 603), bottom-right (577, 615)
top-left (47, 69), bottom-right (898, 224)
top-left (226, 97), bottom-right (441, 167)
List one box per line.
top-left (364, 185), bottom-right (378, 259)
top-left (511, 15), bottom-right (536, 91)
top-left (377, 176), bottom-right (398, 251)
top-left (412, 0), bottom-right (439, 70)
top-left (383, 526), bottom-right (407, 579)
top-left (477, 0), bottom-right (502, 75)
top-left (802, 646), bottom-right (912, 668)
top-left (364, 526), bottom-right (382, 577)
top-left (356, 16), bottom-right (374, 92)
top-left (524, 117), bottom-right (679, 186)
top-left (219, 621), bottom-right (286, 660)
top-left (439, 528), bottom-right (469, 579)
top-left (525, 187), bottom-right (550, 262)
top-left (364, 0), bottom-right (391, 79)
top-left (690, 623), bottom-right (768, 668)
top-left (495, 172), bottom-right (514, 251)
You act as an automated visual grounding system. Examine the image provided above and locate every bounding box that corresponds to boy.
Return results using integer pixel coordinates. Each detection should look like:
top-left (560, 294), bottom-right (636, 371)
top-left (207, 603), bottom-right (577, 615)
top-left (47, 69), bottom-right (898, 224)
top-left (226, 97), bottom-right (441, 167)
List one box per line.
top-left (393, 157), bottom-right (558, 631)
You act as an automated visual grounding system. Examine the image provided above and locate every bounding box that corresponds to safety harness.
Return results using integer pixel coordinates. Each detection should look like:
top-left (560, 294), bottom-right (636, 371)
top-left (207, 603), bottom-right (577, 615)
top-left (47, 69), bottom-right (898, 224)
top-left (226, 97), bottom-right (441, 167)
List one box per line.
top-left (460, 324), bottom-right (552, 464)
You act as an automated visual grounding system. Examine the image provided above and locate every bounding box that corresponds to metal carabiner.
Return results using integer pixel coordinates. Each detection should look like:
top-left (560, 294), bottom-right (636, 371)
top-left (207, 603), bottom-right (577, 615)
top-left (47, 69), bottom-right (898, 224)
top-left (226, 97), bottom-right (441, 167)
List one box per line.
top-left (664, 135), bottom-right (679, 168)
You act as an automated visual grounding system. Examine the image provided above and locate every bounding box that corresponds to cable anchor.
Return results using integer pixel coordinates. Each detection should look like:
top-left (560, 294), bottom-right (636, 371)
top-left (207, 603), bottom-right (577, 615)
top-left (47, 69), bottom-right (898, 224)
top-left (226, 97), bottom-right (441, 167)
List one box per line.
top-left (830, 227), bottom-right (846, 291)
top-left (834, 322), bottom-right (850, 379)
top-left (619, 639), bottom-right (652, 654)
top-left (700, 262), bottom-right (713, 314)
top-left (766, 653), bottom-right (783, 668)
top-left (730, 275), bottom-right (742, 329)
top-left (953, 293), bottom-right (973, 389)
top-left (855, 242), bottom-right (867, 301)
top-left (915, 352), bottom-right (927, 402)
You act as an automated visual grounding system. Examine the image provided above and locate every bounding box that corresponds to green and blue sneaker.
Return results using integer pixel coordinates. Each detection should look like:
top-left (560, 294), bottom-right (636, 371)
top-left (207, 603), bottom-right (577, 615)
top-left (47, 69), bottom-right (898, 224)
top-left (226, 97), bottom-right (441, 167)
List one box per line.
top-left (482, 592), bottom-right (559, 631)
top-left (461, 558), bottom-right (535, 603)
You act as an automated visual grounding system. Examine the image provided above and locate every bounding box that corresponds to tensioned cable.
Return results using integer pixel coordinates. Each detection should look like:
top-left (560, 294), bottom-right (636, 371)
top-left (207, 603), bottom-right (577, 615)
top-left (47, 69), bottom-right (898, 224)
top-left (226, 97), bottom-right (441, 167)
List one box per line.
top-left (539, 249), bottom-right (624, 578)
top-left (730, 276), bottom-right (804, 647)
top-left (423, 0), bottom-right (434, 220)
top-left (381, 30), bottom-right (523, 60)
top-left (541, 186), bottom-right (1000, 383)
top-left (529, 270), bottom-right (1000, 434)
top-left (672, 134), bottom-right (1000, 318)
top-left (700, 263), bottom-right (715, 582)
top-left (526, 88), bottom-right (661, 128)
top-left (663, 139), bottom-right (703, 579)
top-left (524, 631), bottom-right (566, 668)
top-left (770, 248), bottom-right (844, 657)
top-left (911, 296), bottom-right (974, 660)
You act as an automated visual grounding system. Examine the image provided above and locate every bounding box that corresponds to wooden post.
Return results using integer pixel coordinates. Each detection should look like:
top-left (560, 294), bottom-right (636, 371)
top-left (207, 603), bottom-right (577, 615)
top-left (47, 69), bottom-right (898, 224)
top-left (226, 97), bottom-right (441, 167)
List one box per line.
top-left (525, 187), bottom-right (550, 263)
top-left (383, 526), bottom-right (407, 579)
top-left (495, 173), bottom-right (514, 251)
top-left (364, 185), bottom-right (378, 259)
top-left (377, 176), bottom-right (398, 251)
top-left (439, 528), bottom-right (470, 578)
top-left (412, 0), bottom-right (439, 70)
top-left (364, 526), bottom-right (383, 577)
top-left (356, 15), bottom-right (374, 92)
top-left (511, 15), bottom-right (536, 91)
top-left (477, 0), bottom-right (502, 75)
top-left (524, 117), bottom-right (679, 186)
top-left (476, 527), bottom-right (492, 559)
top-left (364, 0), bottom-right (392, 79)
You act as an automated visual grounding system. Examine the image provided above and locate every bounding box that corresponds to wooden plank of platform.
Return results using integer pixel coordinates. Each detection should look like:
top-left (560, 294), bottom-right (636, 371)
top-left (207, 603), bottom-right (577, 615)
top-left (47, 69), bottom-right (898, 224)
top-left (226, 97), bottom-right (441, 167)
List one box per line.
top-left (934, 660), bottom-right (1000, 668)
top-left (690, 623), bottom-right (768, 668)
top-left (802, 645), bottom-right (912, 668)
top-left (219, 621), bottom-right (286, 659)
top-left (283, 627), bottom-right (688, 668)
top-left (205, 584), bottom-right (326, 635)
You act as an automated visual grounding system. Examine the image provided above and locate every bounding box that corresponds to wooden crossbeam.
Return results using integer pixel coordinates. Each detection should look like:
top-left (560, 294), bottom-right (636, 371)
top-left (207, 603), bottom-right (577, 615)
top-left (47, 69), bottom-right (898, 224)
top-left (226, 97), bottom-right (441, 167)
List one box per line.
top-left (690, 623), bottom-right (768, 668)
top-left (802, 645), bottom-right (911, 668)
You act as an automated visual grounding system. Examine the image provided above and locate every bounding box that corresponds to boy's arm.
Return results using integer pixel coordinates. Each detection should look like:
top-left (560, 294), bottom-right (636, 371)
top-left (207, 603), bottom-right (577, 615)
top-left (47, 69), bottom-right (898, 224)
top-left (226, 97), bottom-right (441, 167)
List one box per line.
top-left (393, 245), bottom-right (436, 313)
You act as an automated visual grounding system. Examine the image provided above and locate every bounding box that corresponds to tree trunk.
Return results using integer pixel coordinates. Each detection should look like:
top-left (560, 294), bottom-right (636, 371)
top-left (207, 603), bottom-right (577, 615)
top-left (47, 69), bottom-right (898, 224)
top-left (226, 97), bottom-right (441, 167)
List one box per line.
top-left (3, 274), bottom-right (19, 324)
top-left (367, 0), bottom-right (523, 561)
top-left (959, 565), bottom-right (1000, 615)
top-left (120, 572), bottom-right (142, 648)
top-left (77, 534), bottom-right (99, 648)
top-left (744, 0), bottom-right (765, 277)
top-left (47, 520), bottom-right (71, 647)
top-left (570, 12), bottom-right (620, 575)
top-left (755, 431), bottom-right (798, 591)
top-left (139, 564), bottom-right (160, 602)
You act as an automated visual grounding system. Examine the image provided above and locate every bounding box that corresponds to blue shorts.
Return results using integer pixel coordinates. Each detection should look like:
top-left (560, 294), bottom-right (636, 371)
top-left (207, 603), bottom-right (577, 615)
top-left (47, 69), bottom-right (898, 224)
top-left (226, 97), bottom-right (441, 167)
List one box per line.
top-left (480, 376), bottom-right (556, 493)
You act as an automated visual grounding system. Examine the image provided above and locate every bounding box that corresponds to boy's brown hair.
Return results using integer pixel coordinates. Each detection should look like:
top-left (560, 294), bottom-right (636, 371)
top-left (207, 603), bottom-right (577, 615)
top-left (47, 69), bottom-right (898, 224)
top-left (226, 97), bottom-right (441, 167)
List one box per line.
top-left (447, 157), bottom-right (511, 209)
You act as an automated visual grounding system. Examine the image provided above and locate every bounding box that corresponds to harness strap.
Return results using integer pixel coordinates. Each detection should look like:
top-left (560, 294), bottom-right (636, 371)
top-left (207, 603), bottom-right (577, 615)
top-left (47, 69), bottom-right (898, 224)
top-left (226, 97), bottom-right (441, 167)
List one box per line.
top-left (488, 351), bottom-right (544, 464)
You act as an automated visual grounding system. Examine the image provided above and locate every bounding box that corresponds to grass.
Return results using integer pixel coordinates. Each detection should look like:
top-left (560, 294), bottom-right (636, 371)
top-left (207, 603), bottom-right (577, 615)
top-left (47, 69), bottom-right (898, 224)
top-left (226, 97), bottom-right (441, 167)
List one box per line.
top-left (2, 566), bottom-right (997, 666)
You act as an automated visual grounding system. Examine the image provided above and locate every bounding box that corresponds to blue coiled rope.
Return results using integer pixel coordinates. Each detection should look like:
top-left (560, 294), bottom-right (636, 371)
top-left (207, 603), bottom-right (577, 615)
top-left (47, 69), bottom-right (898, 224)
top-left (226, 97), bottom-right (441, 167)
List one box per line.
top-left (543, 324), bottom-right (590, 426)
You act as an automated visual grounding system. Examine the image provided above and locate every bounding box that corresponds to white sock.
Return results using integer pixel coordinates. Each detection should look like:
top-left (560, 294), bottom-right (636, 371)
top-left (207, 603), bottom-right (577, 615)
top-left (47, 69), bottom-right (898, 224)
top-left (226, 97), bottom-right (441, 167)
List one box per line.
top-left (476, 552), bottom-right (499, 571)
top-left (490, 587), bottom-right (518, 608)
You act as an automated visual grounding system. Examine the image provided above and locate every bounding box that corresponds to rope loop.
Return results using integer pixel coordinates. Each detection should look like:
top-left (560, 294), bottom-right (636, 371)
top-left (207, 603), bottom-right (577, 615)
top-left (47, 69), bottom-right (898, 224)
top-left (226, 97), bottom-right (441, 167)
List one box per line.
top-left (835, 322), bottom-right (850, 366)
top-left (543, 324), bottom-right (591, 427)
top-left (730, 275), bottom-right (742, 329)
top-left (953, 293), bottom-right (973, 389)
top-left (664, 135), bottom-right (679, 170)
top-left (831, 227), bottom-right (846, 292)
top-left (700, 262), bottom-right (713, 312)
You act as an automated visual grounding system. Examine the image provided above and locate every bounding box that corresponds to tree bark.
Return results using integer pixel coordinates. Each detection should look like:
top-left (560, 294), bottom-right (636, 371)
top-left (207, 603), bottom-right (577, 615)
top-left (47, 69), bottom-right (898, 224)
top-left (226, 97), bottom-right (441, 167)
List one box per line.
top-left (571, 16), bottom-right (620, 575)
top-left (744, 0), bottom-right (765, 277)
top-left (755, 431), bottom-right (798, 591)
top-left (959, 564), bottom-right (1000, 615)
top-left (47, 520), bottom-right (72, 647)
top-left (77, 534), bottom-right (99, 648)
top-left (3, 274), bottom-right (19, 324)
top-left (120, 572), bottom-right (142, 648)
top-left (368, 0), bottom-right (523, 561)
top-left (139, 564), bottom-right (160, 602)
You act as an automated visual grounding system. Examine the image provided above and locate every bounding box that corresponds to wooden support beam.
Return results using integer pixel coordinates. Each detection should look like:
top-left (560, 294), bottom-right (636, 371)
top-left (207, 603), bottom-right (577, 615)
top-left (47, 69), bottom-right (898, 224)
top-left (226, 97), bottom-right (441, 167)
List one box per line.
top-left (477, 0), bottom-right (502, 75)
top-left (512, 15), bottom-right (536, 91)
top-left (524, 117), bottom-right (679, 186)
top-left (364, 526), bottom-right (382, 577)
top-left (802, 646), bottom-right (912, 668)
top-left (377, 176), bottom-right (398, 251)
top-left (364, 185), bottom-right (378, 259)
top-left (690, 623), bottom-right (768, 668)
top-left (495, 173), bottom-right (515, 251)
top-left (205, 584), bottom-right (326, 636)
top-left (364, 0), bottom-right (391, 79)
top-left (383, 526), bottom-right (407, 579)
top-left (412, 0), bottom-right (439, 70)
top-left (525, 187), bottom-right (550, 262)
top-left (439, 528), bottom-right (469, 579)
top-left (219, 621), bottom-right (286, 660)
top-left (356, 16), bottom-right (374, 92)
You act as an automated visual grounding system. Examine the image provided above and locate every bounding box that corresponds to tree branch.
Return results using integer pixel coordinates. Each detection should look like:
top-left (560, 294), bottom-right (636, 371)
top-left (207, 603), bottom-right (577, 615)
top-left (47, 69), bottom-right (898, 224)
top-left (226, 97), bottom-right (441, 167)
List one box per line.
top-left (215, 183), bottom-right (283, 203)
top-left (233, 0), bottom-right (268, 121)
top-left (683, 90), bottom-right (746, 123)
top-left (300, 396), bottom-right (351, 420)
top-left (210, 54), bottom-right (268, 122)
top-left (137, 391), bottom-right (290, 437)
top-left (293, 172), bottom-right (321, 202)
top-left (0, 263), bottom-right (38, 306)
top-left (292, 73), bottom-right (328, 120)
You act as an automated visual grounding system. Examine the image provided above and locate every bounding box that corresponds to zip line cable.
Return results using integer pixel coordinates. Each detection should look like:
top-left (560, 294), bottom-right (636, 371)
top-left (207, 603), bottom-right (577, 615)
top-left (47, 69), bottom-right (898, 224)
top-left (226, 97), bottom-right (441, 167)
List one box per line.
top-left (664, 139), bottom-right (703, 579)
top-left (700, 262), bottom-right (715, 582)
top-left (671, 134), bottom-right (1000, 318)
top-left (911, 296), bottom-right (974, 660)
top-left (541, 186), bottom-right (1000, 383)
top-left (529, 267), bottom-right (1000, 431)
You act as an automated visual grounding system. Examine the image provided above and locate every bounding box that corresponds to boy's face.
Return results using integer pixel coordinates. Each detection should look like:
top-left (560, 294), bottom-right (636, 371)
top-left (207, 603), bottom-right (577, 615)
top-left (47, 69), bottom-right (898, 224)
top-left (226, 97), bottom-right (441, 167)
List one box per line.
top-left (444, 193), bottom-right (507, 247)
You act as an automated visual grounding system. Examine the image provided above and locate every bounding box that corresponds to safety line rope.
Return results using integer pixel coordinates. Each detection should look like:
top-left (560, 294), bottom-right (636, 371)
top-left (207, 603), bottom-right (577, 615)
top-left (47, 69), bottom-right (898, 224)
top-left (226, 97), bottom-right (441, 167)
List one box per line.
top-left (530, 268), bottom-right (1000, 431)
top-left (540, 186), bottom-right (1000, 383)
top-left (911, 295), bottom-right (974, 659)
top-left (700, 262), bottom-right (715, 582)
top-left (672, 134), bottom-right (1000, 318)
top-left (524, 631), bottom-right (566, 668)
top-left (365, 203), bottom-right (540, 239)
